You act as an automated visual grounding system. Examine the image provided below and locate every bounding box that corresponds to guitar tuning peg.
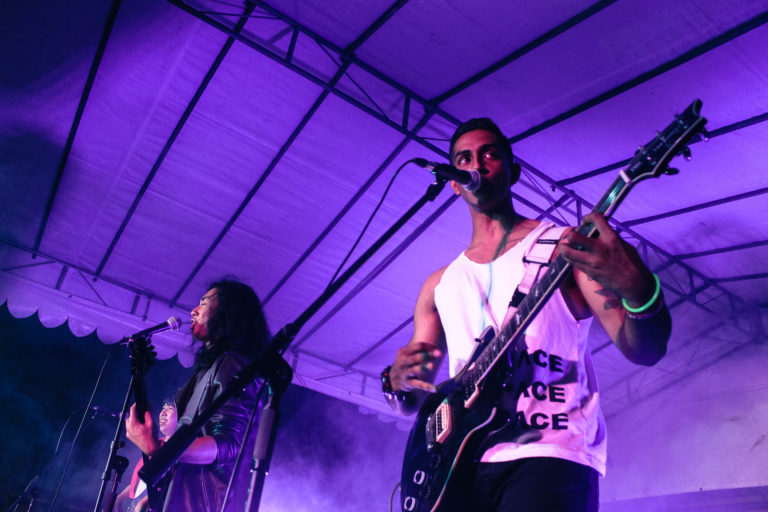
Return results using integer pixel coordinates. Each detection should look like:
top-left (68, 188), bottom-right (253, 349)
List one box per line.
top-left (682, 146), bottom-right (692, 160)
top-left (701, 130), bottom-right (710, 142)
top-left (665, 167), bottom-right (680, 175)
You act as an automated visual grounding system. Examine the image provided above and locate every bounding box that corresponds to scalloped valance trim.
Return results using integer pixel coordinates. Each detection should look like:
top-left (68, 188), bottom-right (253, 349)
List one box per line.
top-left (1, 270), bottom-right (197, 367)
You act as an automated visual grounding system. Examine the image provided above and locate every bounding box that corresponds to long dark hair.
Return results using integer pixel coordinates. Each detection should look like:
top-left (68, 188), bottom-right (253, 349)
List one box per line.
top-left (194, 279), bottom-right (271, 368)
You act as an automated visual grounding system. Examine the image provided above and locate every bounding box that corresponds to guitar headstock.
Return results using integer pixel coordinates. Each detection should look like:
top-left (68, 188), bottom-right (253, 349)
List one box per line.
top-left (623, 99), bottom-right (707, 184)
top-left (129, 334), bottom-right (157, 378)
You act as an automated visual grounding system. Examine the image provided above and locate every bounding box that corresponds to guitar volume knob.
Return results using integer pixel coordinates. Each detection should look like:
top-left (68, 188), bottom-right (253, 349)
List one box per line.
top-left (413, 470), bottom-right (426, 485)
top-left (403, 496), bottom-right (416, 511)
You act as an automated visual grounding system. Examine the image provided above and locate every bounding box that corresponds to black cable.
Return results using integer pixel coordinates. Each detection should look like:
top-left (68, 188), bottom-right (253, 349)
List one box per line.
top-left (7, 404), bottom-right (108, 512)
top-left (325, 158), bottom-right (417, 289)
top-left (48, 345), bottom-right (117, 512)
top-left (388, 481), bottom-right (401, 512)
top-left (54, 405), bottom-right (86, 455)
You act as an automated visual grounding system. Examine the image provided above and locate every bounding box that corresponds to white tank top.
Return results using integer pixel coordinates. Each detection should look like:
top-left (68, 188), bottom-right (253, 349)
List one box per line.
top-left (434, 222), bottom-right (607, 475)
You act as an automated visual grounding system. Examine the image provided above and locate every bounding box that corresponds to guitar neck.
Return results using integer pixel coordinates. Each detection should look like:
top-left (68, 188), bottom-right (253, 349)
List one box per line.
top-left (130, 336), bottom-right (154, 464)
top-left (462, 173), bottom-right (633, 392)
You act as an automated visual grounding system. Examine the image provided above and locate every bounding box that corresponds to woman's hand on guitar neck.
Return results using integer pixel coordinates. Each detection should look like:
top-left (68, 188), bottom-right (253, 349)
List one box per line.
top-left (126, 403), bottom-right (160, 456)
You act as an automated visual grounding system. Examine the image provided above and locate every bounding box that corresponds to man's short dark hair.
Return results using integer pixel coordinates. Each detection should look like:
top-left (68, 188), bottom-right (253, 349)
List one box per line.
top-left (196, 279), bottom-right (271, 367)
top-left (449, 117), bottom-right (515, 170)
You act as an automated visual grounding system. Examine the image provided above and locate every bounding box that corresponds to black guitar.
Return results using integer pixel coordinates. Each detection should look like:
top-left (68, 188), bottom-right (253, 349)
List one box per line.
top-left (400, 100), bottom-right (707, 512)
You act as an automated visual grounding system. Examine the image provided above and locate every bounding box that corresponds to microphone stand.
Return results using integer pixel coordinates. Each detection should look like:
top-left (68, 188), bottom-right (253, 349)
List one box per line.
top-left (92, 368), bottom-right (135, 512)
top-left (272, 178), bottom-right (449, 350)
top-left (93, 334), bottom-right (152, 512)
top-left (6, 475), bottom-right (38, 512)
top-left (140, 177), bottom-right (449, 511)
top-left (244, 384), bottom-right (281, 511)
top-left (8, 406), bottom-right (117, 512)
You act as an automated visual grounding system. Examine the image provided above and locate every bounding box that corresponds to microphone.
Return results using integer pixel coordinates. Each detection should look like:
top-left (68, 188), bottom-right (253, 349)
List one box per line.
top-left (413, 158), bottom-right (481, 191)
top-left (128, 316), bottom-right (182, 340)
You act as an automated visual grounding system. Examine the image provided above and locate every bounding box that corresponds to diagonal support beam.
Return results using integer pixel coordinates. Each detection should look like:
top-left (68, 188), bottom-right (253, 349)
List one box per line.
top-left (431, 0), bottom-right (619, 104)
top-left (290, 194), bottom-right (460, 351)
top-left (676, 239), bottom-right (768, 260)
top-left (623, 186), bottom-right (768, 227)
top-left (262, 112), bottom-right (436, 306)
top-left (167, 0), bottom-right (458, 156)
top-left (507, 10), bottom-right (768, 144)
top-left (557, 111), bottom-right (768, 187)
top-left (34, 0), bottom-right (123, 252)
top-left (96, 3), bottom-right (256, 276)
top-left (171, 58), bottom-right (354, 305)
top-left (171, 0), bottom-right (413, 305)
top-left (713, 273), bottom-right (768, 283)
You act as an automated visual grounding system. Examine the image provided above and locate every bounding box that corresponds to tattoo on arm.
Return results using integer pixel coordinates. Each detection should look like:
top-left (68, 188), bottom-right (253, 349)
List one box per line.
top-left (595, 289), bottom-right (621, 310)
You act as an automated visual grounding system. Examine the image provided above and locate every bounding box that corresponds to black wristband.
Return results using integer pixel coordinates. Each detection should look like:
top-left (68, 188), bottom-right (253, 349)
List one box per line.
top-left (380, 365), bottom-right (406, 402)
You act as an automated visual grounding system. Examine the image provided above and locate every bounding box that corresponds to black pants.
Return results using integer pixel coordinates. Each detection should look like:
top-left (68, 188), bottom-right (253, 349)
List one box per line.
top-left (471, 457), bottom-right (599, 512)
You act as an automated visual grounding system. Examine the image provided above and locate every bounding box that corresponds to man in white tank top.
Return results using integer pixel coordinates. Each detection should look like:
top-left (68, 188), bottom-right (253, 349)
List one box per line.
top-left (383, 118), bottom-right (671, 511)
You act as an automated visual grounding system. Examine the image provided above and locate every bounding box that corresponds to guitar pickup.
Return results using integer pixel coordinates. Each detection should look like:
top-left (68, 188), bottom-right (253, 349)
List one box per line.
top-left (434, 400), bottom-right (452, 445)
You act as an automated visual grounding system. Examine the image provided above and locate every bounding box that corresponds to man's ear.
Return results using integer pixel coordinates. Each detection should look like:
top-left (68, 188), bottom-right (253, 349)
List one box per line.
top-left (450, 179), bottom-right (462, 195)
top-left (509, 161), bottom-right (521, 184)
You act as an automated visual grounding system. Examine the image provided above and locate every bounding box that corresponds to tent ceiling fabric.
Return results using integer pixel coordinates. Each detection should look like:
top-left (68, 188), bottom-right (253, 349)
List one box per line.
top-left (1, 0), bottom-right (767, 422)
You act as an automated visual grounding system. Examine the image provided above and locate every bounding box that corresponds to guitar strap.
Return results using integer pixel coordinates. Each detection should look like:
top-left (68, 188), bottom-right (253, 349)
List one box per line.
top-left (501, 225), bottom-right (567, 327)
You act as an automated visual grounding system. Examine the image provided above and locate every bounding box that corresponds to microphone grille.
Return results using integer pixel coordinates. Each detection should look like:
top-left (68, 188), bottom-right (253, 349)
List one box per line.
top-left (466, 169), bottom-right (482, 192)
top-left (167, 316), bottom-right (182, 331)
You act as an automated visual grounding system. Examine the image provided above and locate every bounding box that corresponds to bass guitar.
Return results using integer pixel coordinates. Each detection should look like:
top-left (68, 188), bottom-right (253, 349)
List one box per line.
top-left (400, 100), bottom-right (707, 512)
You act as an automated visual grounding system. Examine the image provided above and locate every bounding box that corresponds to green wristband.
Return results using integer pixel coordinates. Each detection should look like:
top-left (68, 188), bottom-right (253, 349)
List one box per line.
top-left (622, 273), bottom-right (661, 314)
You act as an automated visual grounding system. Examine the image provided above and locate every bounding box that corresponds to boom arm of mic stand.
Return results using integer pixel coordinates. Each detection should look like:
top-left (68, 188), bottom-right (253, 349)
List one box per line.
top-left (277, 178), bottom-right (449, 344)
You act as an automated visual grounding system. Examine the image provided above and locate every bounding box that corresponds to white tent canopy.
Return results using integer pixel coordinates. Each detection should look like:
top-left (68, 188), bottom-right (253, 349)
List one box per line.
top-left (2, 0), bottom-right (767, 502)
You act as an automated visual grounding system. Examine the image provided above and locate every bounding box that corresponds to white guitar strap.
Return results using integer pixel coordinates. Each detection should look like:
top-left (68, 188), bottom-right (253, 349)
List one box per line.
top-left (501, 225), bottom-right (568, 327)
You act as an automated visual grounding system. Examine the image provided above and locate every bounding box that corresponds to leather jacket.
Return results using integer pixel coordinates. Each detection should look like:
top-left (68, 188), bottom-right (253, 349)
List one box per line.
top-left (160, 351), bottom-right (261, 512)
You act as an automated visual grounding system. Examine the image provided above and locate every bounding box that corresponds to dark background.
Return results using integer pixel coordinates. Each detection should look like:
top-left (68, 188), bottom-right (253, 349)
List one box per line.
top-left (0, 304), bottom-right (408, 512)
